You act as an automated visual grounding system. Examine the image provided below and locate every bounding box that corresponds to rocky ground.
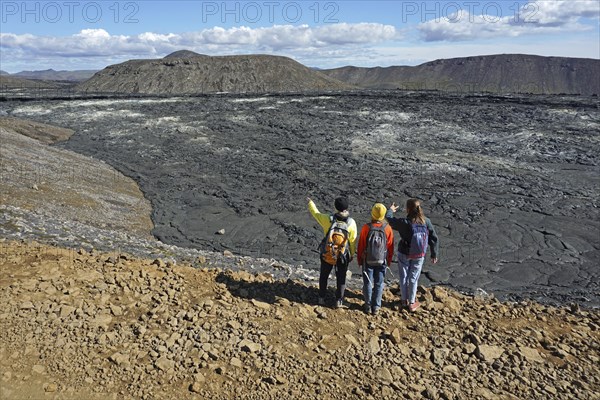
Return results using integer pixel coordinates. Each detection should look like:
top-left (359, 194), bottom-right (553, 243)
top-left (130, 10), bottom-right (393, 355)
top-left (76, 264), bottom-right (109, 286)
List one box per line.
top-left (1, 240), bottom-right (599, 400)
top-left (2, 91), bottom-right (598, 306)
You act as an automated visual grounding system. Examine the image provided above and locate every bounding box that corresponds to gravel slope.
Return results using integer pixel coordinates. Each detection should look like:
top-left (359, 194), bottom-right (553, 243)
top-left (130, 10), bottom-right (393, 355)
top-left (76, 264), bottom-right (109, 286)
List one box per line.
top-left (1, 240), bottom-right (598, 400)
top-left (0, 118), bottom-right (153, 238)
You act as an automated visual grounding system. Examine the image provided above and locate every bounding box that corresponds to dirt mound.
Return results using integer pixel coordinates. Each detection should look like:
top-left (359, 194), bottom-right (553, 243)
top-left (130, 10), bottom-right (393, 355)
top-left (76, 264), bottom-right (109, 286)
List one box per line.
top-left (1, 240), bottom-right (598, 399)
top-left (0, 117), bottom-right (153, 238)
top-left (0, 117), bottom-right (73, 144)
top-left (322, 54), bottom-right (600, 95)
top-left (76, 54), bottom-right (352, 95)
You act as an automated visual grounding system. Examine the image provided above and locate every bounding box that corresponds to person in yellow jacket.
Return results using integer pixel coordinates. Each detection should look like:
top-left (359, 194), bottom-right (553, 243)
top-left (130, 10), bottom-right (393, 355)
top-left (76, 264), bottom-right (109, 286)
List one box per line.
top-left (307, 196), bottom-right (357, 308)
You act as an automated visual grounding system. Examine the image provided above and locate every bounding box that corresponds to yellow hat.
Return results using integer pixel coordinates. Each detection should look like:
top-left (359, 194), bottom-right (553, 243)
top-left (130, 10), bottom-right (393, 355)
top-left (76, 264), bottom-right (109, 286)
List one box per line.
top-left (371, 203), bottom-right (387, 221)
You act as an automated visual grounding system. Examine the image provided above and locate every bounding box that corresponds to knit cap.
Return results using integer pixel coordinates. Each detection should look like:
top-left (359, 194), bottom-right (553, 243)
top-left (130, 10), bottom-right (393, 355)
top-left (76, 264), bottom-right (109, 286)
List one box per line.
top-left (371, 203), bottom-right (387, 221)
top-left (334, 197), bottom-right (349, 212)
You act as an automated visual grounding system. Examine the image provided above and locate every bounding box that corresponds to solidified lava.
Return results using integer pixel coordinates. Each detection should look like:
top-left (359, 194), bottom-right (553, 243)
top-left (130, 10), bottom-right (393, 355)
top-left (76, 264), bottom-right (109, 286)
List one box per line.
top-left (3, 90), bottom-right (599, 305)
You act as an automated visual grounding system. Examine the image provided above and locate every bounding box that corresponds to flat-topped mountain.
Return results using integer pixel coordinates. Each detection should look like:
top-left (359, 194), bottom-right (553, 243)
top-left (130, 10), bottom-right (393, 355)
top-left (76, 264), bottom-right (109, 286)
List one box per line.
top-left (76, 52), bottom-right (351, 94)
top-left (321, 54), bottom-right (600, 95)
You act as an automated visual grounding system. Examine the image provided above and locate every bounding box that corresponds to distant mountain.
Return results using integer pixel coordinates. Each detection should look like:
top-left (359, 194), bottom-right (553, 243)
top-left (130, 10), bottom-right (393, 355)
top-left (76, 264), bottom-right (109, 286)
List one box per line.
top-left (321, 54), bottom-right (600, 95)
top-left (163, 50), bottom-right (207, 59)
top-left (76, 52), bottom-right (351, 94)
top-left (0, 70), bottom-right (9, 76)
top-left (14, 69), bottom-right (98, 82)
top-left (0, 75), bottom-right (61, 89)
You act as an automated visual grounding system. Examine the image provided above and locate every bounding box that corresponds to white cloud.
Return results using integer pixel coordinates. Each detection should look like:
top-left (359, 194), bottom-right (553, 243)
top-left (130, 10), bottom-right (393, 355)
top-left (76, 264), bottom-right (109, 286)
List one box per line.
top-left (0, 23), bottom-right (399, 61)
top-left (419, 0), bottom-right (599, 41)
top-left (76, 29), bottom-right (111, 39)
top-left (312, 23), bottom-right (398, 45)
top-left (528, 0), bottom-right (600, 26)
top-left (369, 39), bottom-right (600, 67)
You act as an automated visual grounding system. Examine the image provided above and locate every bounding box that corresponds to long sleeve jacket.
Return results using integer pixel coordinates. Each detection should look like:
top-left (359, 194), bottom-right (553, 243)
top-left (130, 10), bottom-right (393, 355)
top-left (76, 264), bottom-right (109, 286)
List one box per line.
top-left (308, 200), bottom-right (357, 257)
top-left (357, 221), bottom-right (394, 267)
top-left (385, 210), bottom-right (439, 259)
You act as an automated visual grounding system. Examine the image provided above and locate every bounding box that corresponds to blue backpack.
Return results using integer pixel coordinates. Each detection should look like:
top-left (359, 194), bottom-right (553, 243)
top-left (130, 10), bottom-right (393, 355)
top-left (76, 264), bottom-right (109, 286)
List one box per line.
top-left (408, 223), bottom-right (429, 259)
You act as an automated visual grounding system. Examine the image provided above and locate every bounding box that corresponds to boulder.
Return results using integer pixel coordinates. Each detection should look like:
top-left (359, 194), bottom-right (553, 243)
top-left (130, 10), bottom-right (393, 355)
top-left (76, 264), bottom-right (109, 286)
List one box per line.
top-left (389, 328), bottom-right (402, 345)
top-left (378, 367), bottom-right (393, 385)
top-left (239, 339), bottom-right (261, 353)
top-left (477, 345), bottom-right (505, 363)
top-left (518, 346), bottom-right (545, 363)
top-left (109, 352), bottom-right (130, 367)
top-left (155, 356), bottom-right (175, 372)
top-left (367, 337), bottom-right (381, 355)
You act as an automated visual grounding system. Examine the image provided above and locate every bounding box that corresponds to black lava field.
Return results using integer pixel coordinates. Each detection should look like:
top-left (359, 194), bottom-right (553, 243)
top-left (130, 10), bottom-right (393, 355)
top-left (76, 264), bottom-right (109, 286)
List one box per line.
top-left (4, 91), bottom-right (599, 306)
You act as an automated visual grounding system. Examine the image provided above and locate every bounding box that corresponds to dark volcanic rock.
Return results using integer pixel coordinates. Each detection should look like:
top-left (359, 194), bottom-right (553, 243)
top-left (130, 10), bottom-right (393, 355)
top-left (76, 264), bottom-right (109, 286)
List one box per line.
top-left (76, 54), bottom-right (351, 94)
top-left (3, 91), bottom-right (599, 306)
top-left (322, 54), bottom-right (600, 95)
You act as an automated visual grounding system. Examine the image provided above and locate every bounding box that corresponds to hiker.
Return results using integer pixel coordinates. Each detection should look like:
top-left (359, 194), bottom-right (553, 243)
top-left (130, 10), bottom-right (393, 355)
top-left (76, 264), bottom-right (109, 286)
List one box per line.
top-left (357, 203), bottom-right (394, 315)
top-left (307, 196), bottom-right (357, 308)
top-left (386, 199), bottom-right (439, 312)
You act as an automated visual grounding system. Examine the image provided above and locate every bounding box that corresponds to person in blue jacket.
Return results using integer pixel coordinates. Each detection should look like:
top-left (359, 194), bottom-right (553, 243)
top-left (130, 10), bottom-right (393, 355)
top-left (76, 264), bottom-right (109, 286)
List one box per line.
top-left (386, 199), bottom-right (439, 312)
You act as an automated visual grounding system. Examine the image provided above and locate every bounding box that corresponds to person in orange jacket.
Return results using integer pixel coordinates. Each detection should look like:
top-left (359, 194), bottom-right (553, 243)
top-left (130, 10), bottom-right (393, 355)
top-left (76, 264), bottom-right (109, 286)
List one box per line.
top-left (357, 203), bottom-right (394, 315)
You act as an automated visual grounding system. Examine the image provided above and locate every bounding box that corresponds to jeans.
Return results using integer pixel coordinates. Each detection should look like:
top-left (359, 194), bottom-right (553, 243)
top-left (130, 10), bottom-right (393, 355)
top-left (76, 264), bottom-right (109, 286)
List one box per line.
top-left (319, 257), bottom-right (349, 300)
top-left (362, 265), bottom-right (386, 311)
top-left (398, 253), bottom-right (425, 304)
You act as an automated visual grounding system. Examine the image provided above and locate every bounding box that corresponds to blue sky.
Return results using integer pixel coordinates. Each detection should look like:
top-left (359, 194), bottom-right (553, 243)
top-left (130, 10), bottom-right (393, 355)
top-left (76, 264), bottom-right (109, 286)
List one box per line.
top-left (1, 0), bottom-right (599, 72)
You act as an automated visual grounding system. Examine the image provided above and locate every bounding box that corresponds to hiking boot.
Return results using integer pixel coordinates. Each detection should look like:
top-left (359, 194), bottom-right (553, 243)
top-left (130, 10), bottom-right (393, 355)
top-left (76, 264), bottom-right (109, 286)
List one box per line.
top-left (318, 297), bottom-right (325, 306)
top-left (372, 307), bottom-right (380, 316)
top-left (409, 301), bottom-right (421, 312)
top-left (335, 299), bottom-right (344, 309)
top-left (364, 303), bottom-right (371, 314)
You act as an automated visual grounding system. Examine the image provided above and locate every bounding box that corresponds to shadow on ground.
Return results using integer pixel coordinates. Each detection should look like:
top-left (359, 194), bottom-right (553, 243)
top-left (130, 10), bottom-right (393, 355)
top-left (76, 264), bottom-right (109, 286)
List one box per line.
top-left (216, 271), bottom-right (399, 312)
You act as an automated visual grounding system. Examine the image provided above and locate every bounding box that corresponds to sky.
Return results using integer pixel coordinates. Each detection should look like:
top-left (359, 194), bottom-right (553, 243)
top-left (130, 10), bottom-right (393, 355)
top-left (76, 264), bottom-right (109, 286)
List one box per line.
top-left (1, 0), bottom-right (599, 72)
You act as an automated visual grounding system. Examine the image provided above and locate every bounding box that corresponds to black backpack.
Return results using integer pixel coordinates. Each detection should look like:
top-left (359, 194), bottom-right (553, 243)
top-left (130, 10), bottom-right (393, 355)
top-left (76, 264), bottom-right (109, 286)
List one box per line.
top-left (365, 222), bottom-right (388, 267)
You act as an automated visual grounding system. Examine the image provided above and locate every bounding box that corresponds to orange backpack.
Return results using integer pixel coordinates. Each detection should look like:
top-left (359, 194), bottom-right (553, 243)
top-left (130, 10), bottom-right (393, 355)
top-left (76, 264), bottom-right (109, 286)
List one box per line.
top-left (320, 217), bottom-right (350, 265)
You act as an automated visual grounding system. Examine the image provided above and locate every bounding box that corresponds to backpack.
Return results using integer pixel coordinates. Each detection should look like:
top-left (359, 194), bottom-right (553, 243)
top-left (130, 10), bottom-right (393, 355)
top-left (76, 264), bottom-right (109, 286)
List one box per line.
top-left (320, 216), bottom-right (351, 266)
top-left (365, 222), bottom-right (388, 267)
top-left (408, 222), bottom-right (429, 259)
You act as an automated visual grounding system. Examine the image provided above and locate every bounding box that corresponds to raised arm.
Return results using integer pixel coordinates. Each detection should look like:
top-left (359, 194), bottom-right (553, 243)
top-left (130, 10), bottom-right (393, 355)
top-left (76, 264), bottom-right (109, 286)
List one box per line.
top-left (307, 198), bottom-right (331, 232)
top-left (385, 209), bottom-right (410, 236)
